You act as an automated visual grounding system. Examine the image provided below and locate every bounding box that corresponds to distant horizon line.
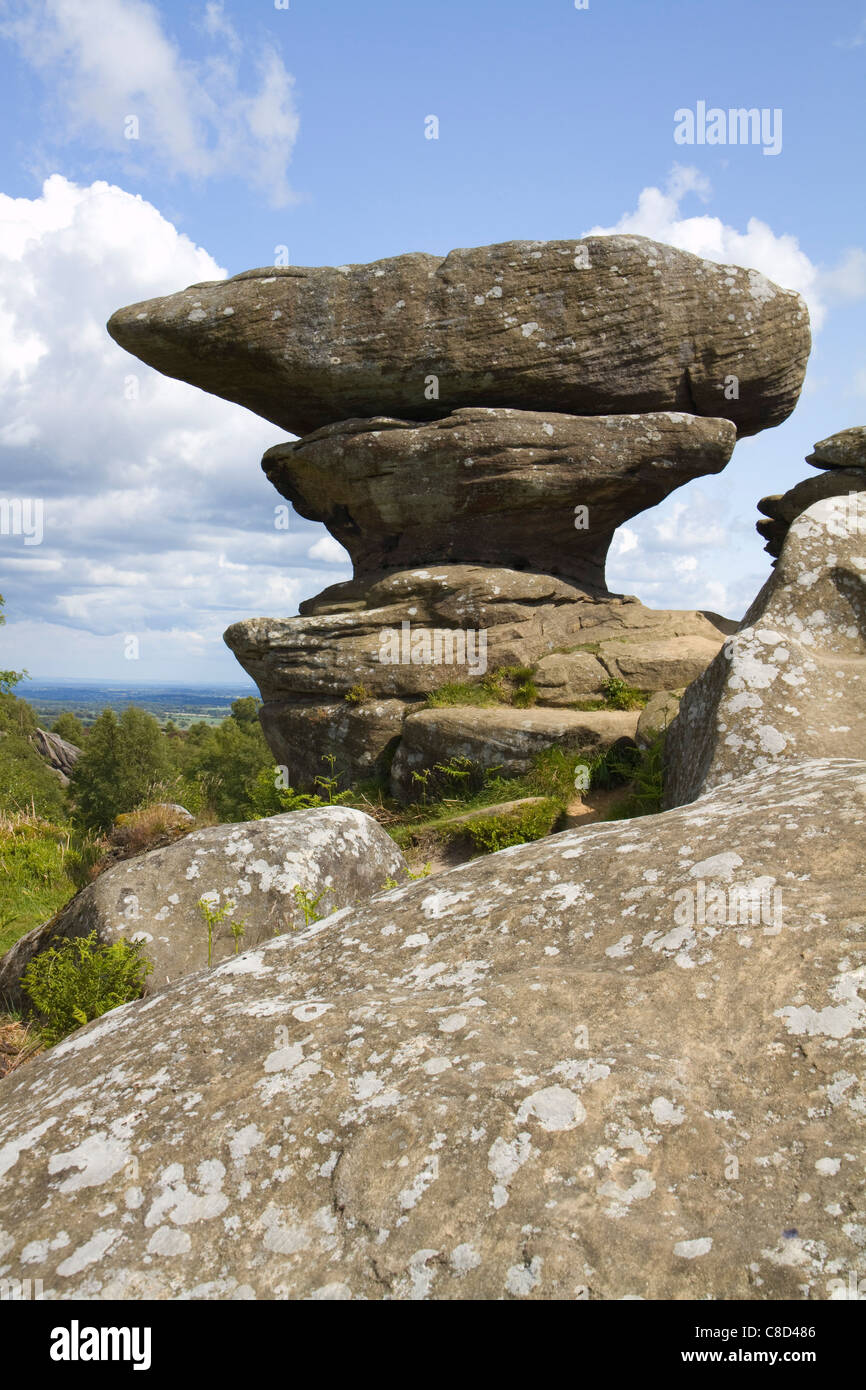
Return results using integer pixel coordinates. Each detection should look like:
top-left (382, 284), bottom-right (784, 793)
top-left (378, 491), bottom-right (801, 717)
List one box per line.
top-left (22, 678), bottom-right (259, 690)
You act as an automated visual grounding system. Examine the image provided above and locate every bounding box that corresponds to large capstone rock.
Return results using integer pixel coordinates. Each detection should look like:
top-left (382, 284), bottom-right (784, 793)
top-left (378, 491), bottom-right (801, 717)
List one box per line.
top-left (107, 236), bottom-right (810, 438)
top-left (264, 410), bottom-right (736, 589)
top-left (664, 494), bottom-right (866, 807)
top-left (0, 758), bottom-right (862, 1300)
top-left (0, 807), bottom-right (406, 1007)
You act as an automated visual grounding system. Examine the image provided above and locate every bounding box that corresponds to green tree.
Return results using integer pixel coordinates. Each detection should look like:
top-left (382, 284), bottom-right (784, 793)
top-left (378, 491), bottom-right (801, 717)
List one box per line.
top-left (230, 696), bottom-right (261, 725)
top-left (51, 711), bottom-right (86, 745)
top-left (0, 594), bottom-right (28, 694)
top-left (70, 705), bottom-right (171, 829)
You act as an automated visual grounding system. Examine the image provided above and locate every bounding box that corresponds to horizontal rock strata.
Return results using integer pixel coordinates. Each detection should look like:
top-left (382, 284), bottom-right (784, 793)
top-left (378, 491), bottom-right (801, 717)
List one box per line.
top-left (264, 410), bottom-right (736, 588)
top-left (107, 235), bottom-right (810, 438)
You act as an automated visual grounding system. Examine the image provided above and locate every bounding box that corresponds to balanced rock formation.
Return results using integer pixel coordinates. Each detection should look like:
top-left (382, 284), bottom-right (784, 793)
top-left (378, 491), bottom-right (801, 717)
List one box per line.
top-left (265, 411), bottom-right (736, 590)
top-left (225, 570), bottom-right (734, 791)
top-left (0, 758), bottom-right (863, 1300)
top-left (0, 807), bottom-right (406, 1006)
top-left (107, 236), bottom-right (810, 438)
top-left (108, 237), bottom-right (810, 793)
top-left (664, 493), bottom-right (866, 807)
top-left (757, 427), bottom-right (866, 560)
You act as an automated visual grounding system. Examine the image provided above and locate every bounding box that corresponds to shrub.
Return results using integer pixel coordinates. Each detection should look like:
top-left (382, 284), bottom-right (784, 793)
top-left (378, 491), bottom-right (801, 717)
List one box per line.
top-left (19, 930), bottom-right (153, 1046)
top-left (110, 804), bottom-right (193, 855)
top-left (344, 684), bottom-right (369, 705)
top-left (600, 676), bottom-right (647, 711)
top-left (0, 728), bottom-right (69, 820)
top-left (70, 706), bottom-right (171, 830)
top-left (447, 797), bottom-right (562, 853)
top-left (51, 712), bottom-right (86, 744)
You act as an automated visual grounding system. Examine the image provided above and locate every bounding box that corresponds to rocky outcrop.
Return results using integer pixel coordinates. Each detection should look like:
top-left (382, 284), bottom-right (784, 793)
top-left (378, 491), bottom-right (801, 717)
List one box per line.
top-left (757, 428), bottom-right (866, 559)
top-left (32, 727), bottom-right (80, 785)
top-left (225, 569), bottom-right (733, 787)
top-left (664, 494), bottom-right (866, 807)
top-left (265, 410), bottom-right (735, 589)
top-left (108, 236), bottom-right (810, 793)
top-left (0, 807), bottom-right (406, 1007)
top-left (390, 706), bottom-right (639, 800)
top-left (0, 757), bottom-right (862, 1300)
top-left (107, 236), bottom-right (810, 438)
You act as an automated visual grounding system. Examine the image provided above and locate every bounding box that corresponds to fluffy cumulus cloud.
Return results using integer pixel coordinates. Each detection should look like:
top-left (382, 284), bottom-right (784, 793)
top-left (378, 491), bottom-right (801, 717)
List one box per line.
top-left (1, 0), bottom-right (299, 204)
top-left (0, 176), bottom-right (349, 680)
top-left (585, 164), bottom-right (866, 331)
top-left (589, 167), bottom-right (866, 615)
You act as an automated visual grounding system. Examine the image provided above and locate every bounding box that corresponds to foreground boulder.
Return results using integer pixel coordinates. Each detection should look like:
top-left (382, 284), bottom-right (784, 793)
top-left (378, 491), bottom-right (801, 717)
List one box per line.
top-left (0, 807), bottom-right (406, 1007)
top-left (0, 758), bottom-right (862, 1300)
top-left (107, 236), bottom-right (809, 438)
top-left (664, 494), bottom-right (866, 807)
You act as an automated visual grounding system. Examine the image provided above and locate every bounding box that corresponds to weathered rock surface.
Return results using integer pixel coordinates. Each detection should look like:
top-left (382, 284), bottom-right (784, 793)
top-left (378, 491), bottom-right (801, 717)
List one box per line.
top-left (107, 236), bottom-right (810, 438)
top-left (226, 565), bottom-right (731, 788)
top-left (636, 691), bottom-right (682, 747)
top-left (0, 758), bottom-right (862, 1301)
top-left (806, 426), bottom-right (866, 471)
top-left (265, 410), bottom-right (736, 588)
top-left (757, 430), bottom-right (866, 559)
top-left (259, 699), bottom-right (409, 790)
top-left (226, 566), bottom-right (731, 705)
top-left (390, 706), bottom-right (639, 800)
top-left (0, 808), bottom-right (406, 1008)
top-left (664, 495), bottom-right (866, 808)
top-left (32, 727), bottom-right (80, 784)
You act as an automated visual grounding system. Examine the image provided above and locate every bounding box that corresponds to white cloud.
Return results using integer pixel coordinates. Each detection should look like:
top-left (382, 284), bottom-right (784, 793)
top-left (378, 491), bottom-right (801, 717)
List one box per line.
top-left (835, 16), bottom-right (866, 48)
top-left (818, 248), bottom-right (866, 304)
top-left (308, 535), bottom-right (351, 564)
top-left (585, 165), bottom-right (866, 331)
top-left (0, 175), bottom-right (349, 681)
top-left (2, 0), bottom-right (300, 204)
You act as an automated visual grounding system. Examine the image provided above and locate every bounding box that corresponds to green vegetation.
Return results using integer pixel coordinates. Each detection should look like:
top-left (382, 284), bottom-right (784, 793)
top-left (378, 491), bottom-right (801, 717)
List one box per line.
top-left (19, 930), bottom-right (152, 1047)
top-left (0, 814), bottom-right (102, 954)
top-left (438, 797), bottom-right (562, 853)
top-left (293, 884), bottom-right (331, 927)
top-left (51, 711), bottom-right (86, 744)
top-left (425, 665), bottom-right (539, 709)
top-left (197, 896), bottom-right (248, 966)
top-left (344, 683), bottom-right (370, 705)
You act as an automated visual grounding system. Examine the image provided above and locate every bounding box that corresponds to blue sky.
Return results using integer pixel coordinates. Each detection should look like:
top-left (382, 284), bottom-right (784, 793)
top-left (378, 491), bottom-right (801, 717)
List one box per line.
top-left (0, 0), bottom-right (864, 682)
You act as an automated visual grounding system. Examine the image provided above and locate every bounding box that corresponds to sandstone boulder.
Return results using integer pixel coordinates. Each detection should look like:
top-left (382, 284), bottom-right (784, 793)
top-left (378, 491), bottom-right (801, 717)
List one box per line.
top-left (757, 470), bottom-right (866, 559)
top-left (107, 236), bottom-right (810, 438)
top-left (806, 426), bottom-right (866, 471)
top-left (636, 691), bottom-right (682, 747)
top-left (264, 410), bottom-right (735, 589)
top-left (0, 807), bottom-right (406, 1008)
top-left (664, 495), bottom-right (866, 807)
top-left (390, 705), bottom-right (639, 800)
top-left (0, 758), bottom-right (862, 1300)
top-left (226, 567), bottom-right (731, 788)
top-left (32, 727), bottom-right (80, 784)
